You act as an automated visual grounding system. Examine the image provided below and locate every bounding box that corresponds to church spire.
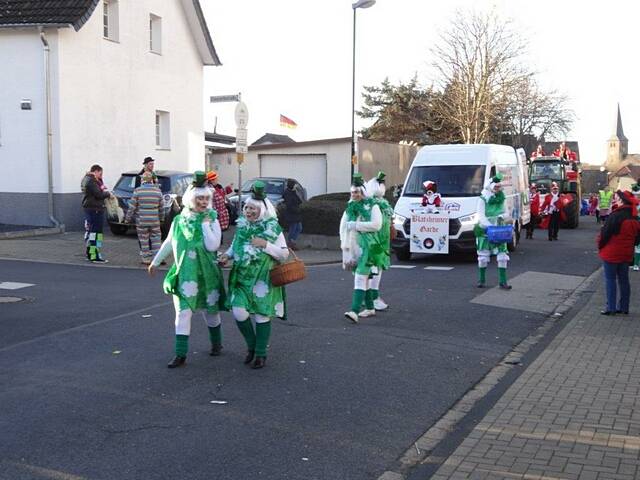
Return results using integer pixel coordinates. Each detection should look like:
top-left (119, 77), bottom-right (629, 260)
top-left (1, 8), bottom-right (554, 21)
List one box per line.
top-left (611, 103), bottom-right (628, 141)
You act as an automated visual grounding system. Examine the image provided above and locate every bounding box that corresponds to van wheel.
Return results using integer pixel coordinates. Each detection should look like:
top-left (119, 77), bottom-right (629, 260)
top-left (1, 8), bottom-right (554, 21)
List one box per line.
top-left (109, 223), bottom-right (128, 235)
top-left (507, 223), bottom-right (519, 252)
top-left (395, 246), bottom-right (411, 262)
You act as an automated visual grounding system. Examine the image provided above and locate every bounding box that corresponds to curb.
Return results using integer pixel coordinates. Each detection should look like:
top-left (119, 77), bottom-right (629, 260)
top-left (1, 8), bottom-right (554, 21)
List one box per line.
top-left (0, 226), bottom-right (65, 239)
top-left (377, 266), bottom-right (602, 480)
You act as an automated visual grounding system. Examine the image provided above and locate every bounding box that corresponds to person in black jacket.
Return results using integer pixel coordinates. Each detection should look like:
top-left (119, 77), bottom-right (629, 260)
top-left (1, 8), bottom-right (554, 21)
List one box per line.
top-left (282, 179), bottom-right (303, 250)
top-left (81, 164), bottom-right (113, 262)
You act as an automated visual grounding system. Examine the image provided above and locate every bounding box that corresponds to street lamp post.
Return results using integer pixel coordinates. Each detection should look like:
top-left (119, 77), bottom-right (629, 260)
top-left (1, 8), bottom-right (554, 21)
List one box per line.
top-left (350, 0), bottom-right (376, 180)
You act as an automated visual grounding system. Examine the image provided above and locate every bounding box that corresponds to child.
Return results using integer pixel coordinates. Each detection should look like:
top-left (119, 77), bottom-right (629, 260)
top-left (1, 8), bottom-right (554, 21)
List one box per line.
top-left (149, 172), bottom-right (227, 368)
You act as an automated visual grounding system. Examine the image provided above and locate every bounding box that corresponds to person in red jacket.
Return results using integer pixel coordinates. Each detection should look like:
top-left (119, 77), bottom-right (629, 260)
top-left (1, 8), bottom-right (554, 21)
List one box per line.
top-left (541, 182), bottom-right (563, 241)
top-left (597, 190), bottom-right (640, 315)
top-left (525, 183), bottom-right (541, 239)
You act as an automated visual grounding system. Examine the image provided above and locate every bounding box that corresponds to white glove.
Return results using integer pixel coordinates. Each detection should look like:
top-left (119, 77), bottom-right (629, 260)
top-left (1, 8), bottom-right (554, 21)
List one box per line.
top-left (346, 221), bottom-right (357, 231)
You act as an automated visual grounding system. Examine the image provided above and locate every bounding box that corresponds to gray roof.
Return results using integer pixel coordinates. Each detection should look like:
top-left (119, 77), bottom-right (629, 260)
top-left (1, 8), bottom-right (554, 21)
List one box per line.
top-left (205, 131), bottom-right (235, 145)
top-left (251, 133), bottom-right (296, 146)
top-left (0, 0), bottom-right (100, 30)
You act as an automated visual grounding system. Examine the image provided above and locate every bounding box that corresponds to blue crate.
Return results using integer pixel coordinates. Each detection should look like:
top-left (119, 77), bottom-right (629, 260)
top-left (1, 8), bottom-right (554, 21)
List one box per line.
top-left (486, 225), bottom-right (513, 243)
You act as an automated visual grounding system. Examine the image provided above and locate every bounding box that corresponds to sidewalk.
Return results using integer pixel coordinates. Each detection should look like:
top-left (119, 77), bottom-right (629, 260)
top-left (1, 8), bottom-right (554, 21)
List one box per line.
top-left (429, 269), bottom-right (640, 480)
top-left (0, 229), bottom-right (341, 268)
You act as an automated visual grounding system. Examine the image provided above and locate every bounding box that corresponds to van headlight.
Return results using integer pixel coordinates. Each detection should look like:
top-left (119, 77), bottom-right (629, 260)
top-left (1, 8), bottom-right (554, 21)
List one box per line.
top-left (459, 213), bottom-right (478, 224)
top-left (392, 213), bottom-right (407, 229)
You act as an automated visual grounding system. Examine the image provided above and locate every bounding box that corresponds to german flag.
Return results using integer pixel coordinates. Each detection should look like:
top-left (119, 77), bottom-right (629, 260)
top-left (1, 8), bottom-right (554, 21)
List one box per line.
top-left (280, 114), bottom-right (298, 129)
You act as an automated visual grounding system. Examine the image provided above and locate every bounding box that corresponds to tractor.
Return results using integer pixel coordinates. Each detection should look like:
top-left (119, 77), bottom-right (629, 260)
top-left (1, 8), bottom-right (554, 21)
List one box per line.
top-left (528, 156), bottom-right (581, 228)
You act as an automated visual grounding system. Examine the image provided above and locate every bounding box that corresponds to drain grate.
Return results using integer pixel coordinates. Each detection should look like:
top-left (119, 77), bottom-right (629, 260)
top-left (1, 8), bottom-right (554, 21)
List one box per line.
top-left (0, 296), bottom-right (25, 304)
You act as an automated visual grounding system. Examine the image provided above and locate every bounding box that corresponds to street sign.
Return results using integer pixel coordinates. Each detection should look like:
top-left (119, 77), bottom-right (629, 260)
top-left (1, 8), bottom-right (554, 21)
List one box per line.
top-left (409, 209), bottom-right (450, 254)
top-left (235, 101), bottom-right (249, 128)
top-left (210, 94), bottom-right (240, 103)
top-left (236, 153), bottom-right (245, 164)
top-left (236, 145), bottom-right (248, 154)
top-left (236, 128), bottom-right (248, 145)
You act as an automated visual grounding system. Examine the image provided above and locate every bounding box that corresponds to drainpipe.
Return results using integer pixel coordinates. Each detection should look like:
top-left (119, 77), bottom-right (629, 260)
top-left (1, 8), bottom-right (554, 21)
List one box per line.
top-left (39, 27), bottom-right (62, 228)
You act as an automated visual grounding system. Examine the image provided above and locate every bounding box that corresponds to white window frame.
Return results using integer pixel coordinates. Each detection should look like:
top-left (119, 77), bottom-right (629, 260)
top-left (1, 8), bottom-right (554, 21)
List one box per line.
top-left (155, 111), bottom-right (171, 150)
top-left (149, 14), bottom-right (162, 54)
top-left (103, 0), bottom-right (119, 42)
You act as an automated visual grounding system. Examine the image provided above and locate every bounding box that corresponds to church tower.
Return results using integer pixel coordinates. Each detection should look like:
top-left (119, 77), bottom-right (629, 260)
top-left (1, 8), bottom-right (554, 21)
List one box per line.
top-left (605, 103), bottom-right (628, 171)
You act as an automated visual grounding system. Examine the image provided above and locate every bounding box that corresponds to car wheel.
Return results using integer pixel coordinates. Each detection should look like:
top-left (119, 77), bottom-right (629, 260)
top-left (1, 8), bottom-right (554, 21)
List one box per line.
top-left (109, 223), bottom-right (128, 235)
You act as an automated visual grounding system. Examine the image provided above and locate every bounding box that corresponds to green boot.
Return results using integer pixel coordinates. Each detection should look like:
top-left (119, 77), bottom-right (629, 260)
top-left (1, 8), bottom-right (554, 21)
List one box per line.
top-left (498, 268), bottom-right (512, 290)
top-left (477, 267), bottom-right (487, 288)
top-left (208, 325), bottom-right (222, 356)
top-left (235, 319), bottom-right (256, 352)
top-left (364, 289), bottom-right (374, 310)
top-left (168, 334), bottom-right (189, 368)
top-left (351, 289), bottom-right (365, 313)
top-left (254, 321), bottom-right (271, 358)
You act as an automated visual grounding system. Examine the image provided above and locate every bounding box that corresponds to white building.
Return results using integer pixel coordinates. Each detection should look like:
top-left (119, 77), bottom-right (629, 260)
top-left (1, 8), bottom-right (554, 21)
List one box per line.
top-left (0, 0), bottom-right (221, 229)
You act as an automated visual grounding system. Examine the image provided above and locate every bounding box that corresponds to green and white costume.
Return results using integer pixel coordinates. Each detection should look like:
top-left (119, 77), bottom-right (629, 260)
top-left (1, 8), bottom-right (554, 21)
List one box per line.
top-left (340, 174), bottom-right (384, 319)
top-left (152, 181), bottom-right (227, 362)
top-left (226, 194), bottom-right (289, 362)
top-left (474, 177), bottom-right (510, 287)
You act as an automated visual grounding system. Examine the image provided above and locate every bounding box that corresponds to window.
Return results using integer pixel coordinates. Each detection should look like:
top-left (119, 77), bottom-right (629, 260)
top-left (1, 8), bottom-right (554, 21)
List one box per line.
top-left (403, 165), bottom-right (486, 198)
top-left (155, 110), bottom-right (170, 149)
top-left (149, 14), bottom-right (162, 54)
top-left (103, 0), bottom-right (119, 41)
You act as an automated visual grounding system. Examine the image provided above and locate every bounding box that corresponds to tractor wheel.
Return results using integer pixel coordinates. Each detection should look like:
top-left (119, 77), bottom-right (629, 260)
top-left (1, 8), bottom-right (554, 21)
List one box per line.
top-left (564, 195), bottom-right (580, 229)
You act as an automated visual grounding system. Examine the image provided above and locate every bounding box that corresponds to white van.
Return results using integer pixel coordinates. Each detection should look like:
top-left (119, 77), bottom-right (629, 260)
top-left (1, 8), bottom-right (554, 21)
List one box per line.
top-left (392, 144), bottom-right (530, 260)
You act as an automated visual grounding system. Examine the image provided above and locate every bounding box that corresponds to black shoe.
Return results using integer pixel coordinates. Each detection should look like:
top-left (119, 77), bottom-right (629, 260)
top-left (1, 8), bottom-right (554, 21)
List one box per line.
top-left (600, 310), bottom-right (615, 316)
top-left (91, 258), bottom-right (109, 263)
top-left (553, 237), bottom-right (558, 240)
top-left (477, 282), bottom-right (486, 288)
top-left (615, 310), bottom-right (629, 315)
top-left (167, 356), bottom-right (186, 368)
top-left (209, 343), bottom-right (223, 356)
top-left (548, 238), bottom-right (552, 241)
top-left (499, 283), bottom-right (512, 290)
top-left (252, 356), bottom-right (266, 369)
top-left (244, 350), bottom-right (255, 364)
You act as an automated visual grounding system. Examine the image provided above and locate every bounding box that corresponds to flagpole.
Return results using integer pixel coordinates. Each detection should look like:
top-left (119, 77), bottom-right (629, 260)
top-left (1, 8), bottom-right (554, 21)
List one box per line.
top-left (350, 7), bottom-right (357, 180)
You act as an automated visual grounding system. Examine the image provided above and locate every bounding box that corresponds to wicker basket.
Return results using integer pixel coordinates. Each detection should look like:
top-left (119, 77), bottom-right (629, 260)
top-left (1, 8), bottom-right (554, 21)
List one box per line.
top-left (270, 249), bottom-right (306, 286)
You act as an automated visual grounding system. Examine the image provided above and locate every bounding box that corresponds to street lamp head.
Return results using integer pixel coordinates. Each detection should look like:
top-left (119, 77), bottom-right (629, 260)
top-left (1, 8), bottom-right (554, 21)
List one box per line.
top-left (352, 0), bottom-right (376, 9)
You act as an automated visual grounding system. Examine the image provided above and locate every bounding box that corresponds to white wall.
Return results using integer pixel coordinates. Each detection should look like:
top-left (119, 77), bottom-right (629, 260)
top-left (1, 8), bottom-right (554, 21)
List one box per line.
top-left (208, 139), bottom-right (351, 194)
top-left (56, 0), bottom-right (206, 192)
top-left (0, 29), bottom-right (56, 193)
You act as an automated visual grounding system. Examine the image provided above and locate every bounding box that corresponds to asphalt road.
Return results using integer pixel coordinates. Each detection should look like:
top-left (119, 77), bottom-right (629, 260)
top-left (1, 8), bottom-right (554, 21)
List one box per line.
top-left (0, 219), bottom-right (603, 480)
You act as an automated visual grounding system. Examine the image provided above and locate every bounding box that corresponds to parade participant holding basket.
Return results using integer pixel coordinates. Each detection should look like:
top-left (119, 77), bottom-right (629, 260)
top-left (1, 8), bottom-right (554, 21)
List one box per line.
top-left (218, 181), bottom-right (289, 369)
top-left (148, 172), bottom-right (227, 369)
top-left (474, 173), bottom-right (512, 290)
top-left (364, 171), bottom-right (393, 311)
top-left (341, 173), bottom-right (385, 322)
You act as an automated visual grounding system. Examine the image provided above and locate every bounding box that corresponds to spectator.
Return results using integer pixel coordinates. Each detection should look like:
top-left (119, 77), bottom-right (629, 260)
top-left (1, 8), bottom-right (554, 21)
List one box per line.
top-left (125, 171), bottom-right (165, 264)
top-left (525, 183), bottom-right (540, 239)
top-left (136, 156), bottom-right (157, 187)
top-left (206, 171), bottom-right (230, 231)
top-left (598, 186), bottom-right (613, 224)
top-left (283, 179), bottom-right (303, 250)
top-left (597, 190), bottom-right (640, 315)
top-left (81, 164), bottom-right (112, 262)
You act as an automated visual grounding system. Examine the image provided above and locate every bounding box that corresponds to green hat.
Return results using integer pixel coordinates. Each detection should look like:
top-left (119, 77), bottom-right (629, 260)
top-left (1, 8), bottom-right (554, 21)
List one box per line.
top-left (351, 173), bottom-right (365, 187)
top-left (251, 180), bottom-right (266, 201)
top-left (491, 172), bottom-right (504, 184)
top-left (376, 171), bottom-right (386, 183)
top-left (192, 171), bottom-right (207, 188)
top-left (632, 183), bottom-right (640, 193)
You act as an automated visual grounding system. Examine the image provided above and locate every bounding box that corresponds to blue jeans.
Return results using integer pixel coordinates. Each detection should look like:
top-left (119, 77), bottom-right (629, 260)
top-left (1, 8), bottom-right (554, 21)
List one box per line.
top-left (603, 261), bottom-right (630, 312)
top-left (288, 222), bottom-right (302, 242)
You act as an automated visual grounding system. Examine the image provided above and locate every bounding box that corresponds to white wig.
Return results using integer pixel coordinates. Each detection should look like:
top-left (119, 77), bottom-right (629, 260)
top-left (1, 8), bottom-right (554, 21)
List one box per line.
top-left (182, 185), bottom-right (213, 213)
top-left (364, 177), bottom-right (386, 199)
top-left (244, 196), bottom-right (277, 221)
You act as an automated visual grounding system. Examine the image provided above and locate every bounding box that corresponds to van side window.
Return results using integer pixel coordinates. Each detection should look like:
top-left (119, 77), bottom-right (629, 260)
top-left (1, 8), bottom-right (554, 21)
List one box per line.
top-left (489, 166), bottom-right (496, 178)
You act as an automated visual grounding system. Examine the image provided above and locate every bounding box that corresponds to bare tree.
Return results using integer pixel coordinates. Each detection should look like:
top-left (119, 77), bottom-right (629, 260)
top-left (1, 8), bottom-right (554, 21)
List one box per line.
top-left (431, 9), bottom-right (528, 144)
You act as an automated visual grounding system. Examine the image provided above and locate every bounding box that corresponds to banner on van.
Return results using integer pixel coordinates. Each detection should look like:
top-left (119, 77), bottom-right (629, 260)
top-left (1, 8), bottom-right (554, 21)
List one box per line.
top-left (409, 209), bottom-right (450, 254)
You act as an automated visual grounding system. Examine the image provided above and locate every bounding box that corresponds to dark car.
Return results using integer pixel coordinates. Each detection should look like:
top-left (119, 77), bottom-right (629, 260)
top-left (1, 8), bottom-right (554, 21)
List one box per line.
top-left (227, 177), bottom-right (306, 223)
top-left (108, 170), bottom-right (193, 238)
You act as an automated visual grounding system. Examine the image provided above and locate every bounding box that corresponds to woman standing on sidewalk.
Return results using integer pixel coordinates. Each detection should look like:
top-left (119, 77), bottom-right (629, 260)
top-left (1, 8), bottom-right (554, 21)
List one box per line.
top-left (218, 181), bottom-right (289, 369)
top-left (597, 190), bottom-right (640, 315)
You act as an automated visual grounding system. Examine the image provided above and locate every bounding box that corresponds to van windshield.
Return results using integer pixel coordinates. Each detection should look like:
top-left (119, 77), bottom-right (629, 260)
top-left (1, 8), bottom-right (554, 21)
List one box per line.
top-left (403, 165), bottom-right (486, 197)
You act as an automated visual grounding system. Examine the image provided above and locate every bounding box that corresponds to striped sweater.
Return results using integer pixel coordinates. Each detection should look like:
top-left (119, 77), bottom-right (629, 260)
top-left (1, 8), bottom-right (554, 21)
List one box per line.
top-left (125, 183), bottom-right (164, 226)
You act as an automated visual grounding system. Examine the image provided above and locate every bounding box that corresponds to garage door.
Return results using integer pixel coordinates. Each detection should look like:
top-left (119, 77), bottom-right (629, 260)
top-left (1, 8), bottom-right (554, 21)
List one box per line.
top-left (259, 154), bottom-right (327, 199)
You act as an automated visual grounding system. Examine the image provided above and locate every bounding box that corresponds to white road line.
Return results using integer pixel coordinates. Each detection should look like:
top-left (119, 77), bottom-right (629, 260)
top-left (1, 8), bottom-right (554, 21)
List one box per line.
top-left (390, 265), bottom-right (416, 269)
top-left (0, 282), bottom-right (35, 290)
top-left (424, 266), bottom-right (454, 271)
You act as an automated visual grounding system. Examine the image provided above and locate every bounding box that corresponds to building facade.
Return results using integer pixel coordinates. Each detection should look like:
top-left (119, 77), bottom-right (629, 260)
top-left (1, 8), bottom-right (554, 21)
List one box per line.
top-left (0, 0), bottom-right (220, 229)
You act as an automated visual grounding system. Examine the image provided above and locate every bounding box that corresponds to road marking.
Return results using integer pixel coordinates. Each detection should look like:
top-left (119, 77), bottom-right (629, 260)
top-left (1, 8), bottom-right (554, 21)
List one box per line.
top-left (0, 282), bottom-right (35, 290)
top-left (390, 265), bottom-right (415, 269)
top-left (424, 266), bottom-right (454, 271)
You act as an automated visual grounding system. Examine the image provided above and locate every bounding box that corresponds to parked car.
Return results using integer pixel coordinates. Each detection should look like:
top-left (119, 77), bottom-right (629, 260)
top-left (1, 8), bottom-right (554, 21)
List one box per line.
top-left (108, 170), bottom-right (193, 238)
top-left (227, 177), bottom-right (307, 223)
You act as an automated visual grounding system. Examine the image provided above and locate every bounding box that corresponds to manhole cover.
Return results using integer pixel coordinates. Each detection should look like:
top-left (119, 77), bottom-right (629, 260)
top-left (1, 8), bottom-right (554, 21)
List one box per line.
top-left (0, 296), bottom-right (24, 304)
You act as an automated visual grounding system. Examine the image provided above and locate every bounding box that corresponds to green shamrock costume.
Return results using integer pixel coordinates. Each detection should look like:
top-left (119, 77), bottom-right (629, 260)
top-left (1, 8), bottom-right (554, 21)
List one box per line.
top-left (474, 173), bottom-right (511, 289)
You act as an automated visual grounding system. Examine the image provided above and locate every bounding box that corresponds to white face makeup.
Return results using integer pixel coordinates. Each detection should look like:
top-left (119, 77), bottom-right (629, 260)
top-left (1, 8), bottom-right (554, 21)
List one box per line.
top-left (194, 195), bottom-right (210, 212)
top-left (493, 183), bottom-right (502, 193)
top-left (350, 188), bottom-right (363, 202)
top-left (244, 203), bottom-right (260, 222)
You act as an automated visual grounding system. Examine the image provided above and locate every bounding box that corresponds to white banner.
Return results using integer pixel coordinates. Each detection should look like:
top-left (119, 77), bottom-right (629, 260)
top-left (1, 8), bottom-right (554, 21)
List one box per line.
top-left (409, 209), bottom-right (450, 254)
